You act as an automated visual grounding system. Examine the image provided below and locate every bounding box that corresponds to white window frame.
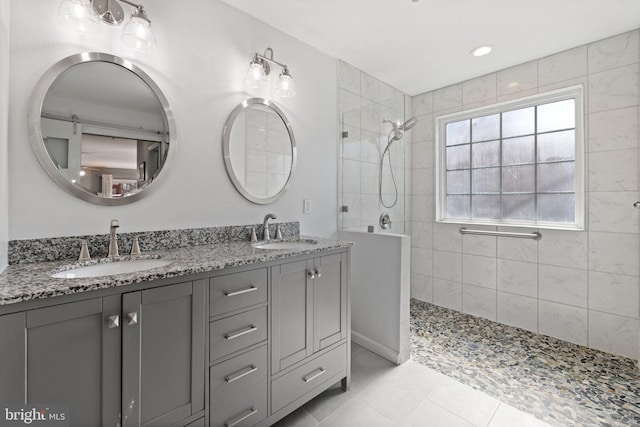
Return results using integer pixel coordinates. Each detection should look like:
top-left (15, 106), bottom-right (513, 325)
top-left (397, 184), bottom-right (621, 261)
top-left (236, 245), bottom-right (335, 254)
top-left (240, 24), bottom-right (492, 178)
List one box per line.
top-left (435, 85), bottom-right (585, 231)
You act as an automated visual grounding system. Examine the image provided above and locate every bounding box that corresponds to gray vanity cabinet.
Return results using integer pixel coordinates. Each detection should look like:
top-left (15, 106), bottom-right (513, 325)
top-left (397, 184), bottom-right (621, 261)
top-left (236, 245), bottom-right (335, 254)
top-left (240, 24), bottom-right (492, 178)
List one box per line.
top-left (0, 296), bottom-right (121, 427)
top-left (0, 279), bottom-right (205, 427)
top-left (122, 280), bottom-right (206, 427)
top-left (271, 258), bottom-right (313, 373)
top-left (270, 252), bottom-right (349, 418)
top-left (311, 253), bottom-right (348, 352)
top-left (271, 252), bottom-right (348, 374)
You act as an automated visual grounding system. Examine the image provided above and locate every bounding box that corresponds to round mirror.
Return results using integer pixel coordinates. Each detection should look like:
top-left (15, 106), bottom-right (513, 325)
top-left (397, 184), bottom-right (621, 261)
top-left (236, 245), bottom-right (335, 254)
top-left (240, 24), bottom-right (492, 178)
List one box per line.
top-left (222, 98), bottom-right (297, 204)
top-left (28, 52), bottom-right (176, 205)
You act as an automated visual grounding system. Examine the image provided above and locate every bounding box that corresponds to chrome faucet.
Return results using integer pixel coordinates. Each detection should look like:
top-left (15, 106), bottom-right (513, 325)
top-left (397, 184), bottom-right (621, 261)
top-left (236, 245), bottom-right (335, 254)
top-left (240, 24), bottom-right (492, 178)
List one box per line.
top-left (108, 219), bottom-right (120, 258)
top-left (262, 213), bottom-right (277, 241)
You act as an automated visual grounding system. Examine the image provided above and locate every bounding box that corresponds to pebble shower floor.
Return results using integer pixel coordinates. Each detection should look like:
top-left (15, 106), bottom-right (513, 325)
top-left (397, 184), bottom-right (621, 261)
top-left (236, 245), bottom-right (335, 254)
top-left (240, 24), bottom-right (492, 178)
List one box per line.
top-left (409, 299), bottom-right (640, 427)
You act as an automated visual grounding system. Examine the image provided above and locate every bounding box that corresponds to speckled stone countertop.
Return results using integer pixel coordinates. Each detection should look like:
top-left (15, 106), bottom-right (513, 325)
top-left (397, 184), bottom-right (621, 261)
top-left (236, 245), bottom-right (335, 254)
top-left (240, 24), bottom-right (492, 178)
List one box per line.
top-left (0, 237), bottom-right (351, 307)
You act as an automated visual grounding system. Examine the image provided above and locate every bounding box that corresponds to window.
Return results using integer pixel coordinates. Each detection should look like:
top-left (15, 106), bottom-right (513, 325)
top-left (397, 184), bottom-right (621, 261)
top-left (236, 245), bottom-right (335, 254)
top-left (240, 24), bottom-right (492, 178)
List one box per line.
top-left (436, 86), bottom-right (584, 230)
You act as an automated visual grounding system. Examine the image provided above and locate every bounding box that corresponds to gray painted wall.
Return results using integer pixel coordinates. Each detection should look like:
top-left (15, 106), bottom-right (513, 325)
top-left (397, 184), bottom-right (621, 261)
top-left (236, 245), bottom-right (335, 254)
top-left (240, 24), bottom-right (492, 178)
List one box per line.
top-left (8, 0), bottom-right (337, 239)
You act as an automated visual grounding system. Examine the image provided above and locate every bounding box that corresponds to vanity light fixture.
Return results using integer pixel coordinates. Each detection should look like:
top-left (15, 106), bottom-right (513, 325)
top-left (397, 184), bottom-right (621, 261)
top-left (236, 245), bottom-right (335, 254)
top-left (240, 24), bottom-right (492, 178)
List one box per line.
top-left (57, 0), bottom-right (157, 52)
top-left (245, 48), bottom-right (296, 98)
top-left (470, 45), bottom-right (493, 57)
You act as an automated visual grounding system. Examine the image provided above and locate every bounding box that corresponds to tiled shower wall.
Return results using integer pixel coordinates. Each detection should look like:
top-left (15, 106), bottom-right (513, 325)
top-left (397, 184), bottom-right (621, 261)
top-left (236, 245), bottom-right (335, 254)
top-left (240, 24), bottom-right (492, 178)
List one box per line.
top-left (410, 29), bottom-right (640, 359)
top-left (338, 60), bottom-right (412, 234)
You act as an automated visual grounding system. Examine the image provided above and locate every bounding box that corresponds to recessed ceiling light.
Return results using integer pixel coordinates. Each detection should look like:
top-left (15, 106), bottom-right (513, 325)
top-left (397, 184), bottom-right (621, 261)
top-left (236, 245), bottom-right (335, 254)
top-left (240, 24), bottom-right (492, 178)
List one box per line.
top-left (471, 45), bottom-right (493, 57)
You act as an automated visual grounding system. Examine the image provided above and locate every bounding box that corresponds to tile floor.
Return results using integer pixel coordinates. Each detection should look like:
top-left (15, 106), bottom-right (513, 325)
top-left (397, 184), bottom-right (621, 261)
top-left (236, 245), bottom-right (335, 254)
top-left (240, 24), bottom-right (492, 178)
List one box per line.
top-left (273, 342), bottom-right (552, 427)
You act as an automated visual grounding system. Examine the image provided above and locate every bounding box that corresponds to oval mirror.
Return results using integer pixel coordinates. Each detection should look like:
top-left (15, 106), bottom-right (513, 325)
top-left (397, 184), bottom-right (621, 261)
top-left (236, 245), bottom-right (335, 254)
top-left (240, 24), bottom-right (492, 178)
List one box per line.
top-left (222, 98), bottom-right (297, 204)
top-left (28, 52), bottom-right (176, 205)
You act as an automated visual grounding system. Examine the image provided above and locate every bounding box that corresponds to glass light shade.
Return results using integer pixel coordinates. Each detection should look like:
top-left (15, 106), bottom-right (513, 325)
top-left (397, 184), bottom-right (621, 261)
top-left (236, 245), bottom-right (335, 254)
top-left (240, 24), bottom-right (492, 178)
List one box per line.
top-left (244, 62), bottom-right (267, 90)
top-left (274, 72), bottom-right (296, 98)
top-left (57, 0), bottom-right (101, 33)
top-left (121, 16), bottom-right (157, 52)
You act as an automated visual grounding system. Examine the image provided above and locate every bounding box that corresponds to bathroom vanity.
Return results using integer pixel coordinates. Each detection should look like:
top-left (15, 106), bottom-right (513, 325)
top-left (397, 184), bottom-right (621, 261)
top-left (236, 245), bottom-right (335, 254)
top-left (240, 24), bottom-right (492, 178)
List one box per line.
top-left (0, 237), bottom-right (351, 427)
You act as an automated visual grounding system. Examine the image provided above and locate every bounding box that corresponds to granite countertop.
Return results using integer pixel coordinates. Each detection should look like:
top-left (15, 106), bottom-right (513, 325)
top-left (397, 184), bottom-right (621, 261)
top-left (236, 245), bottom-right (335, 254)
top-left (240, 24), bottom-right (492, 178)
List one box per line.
top-left (0, 237), bottom-right (352, 307)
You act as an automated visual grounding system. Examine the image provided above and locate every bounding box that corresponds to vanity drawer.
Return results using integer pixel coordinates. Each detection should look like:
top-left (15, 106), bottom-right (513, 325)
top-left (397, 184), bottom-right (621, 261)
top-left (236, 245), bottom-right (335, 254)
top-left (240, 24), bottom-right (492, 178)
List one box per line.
top-left (210, 344), bottom-right (267, 400)
top-left (209, 268), bottom-right (268, 316)
top-left (271, 343), bottom-right (347, 413)
top-left (209, 306), bottom-right (267, 361)
top-left (210, 379), bottom-right (267, 427)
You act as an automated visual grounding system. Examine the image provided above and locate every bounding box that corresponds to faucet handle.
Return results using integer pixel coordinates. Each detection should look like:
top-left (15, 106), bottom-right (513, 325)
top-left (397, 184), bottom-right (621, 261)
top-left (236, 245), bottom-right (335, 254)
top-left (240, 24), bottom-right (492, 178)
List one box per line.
top-left (275, 224), bottom-right (283, 240)
top-left (130, 233), bottom-right (150, 256)
top-left (246, 227), bottom-right (258, 243)
top-left (78, 239), bottom-right (91, 261)
top-left (110, 219), bottom-right (120, 228)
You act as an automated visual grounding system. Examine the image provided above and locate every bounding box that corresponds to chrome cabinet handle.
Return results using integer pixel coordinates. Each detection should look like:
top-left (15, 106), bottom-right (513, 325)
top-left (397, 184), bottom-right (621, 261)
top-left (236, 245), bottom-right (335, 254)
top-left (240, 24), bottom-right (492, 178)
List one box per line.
top-left (108, 315), bottom-right (120, 329)
top-left (225, 325), bottom-right (257, 340)
top-left (224, 286), bottom-right (257, 297)
top-left (303, 368), bottom-right (326, 383)
top-left (127, 312), bottom-right (138, 326)
top-left (225, 408), bottom-right (257, 427)
top-left (225, 365), bottom-right (258, 383)
top-left (315, 269), bottom-right (321, 278)
top-left (633, 201), bottom-right (640, 208)
top-left (308, 270), bottom-right (316, 279)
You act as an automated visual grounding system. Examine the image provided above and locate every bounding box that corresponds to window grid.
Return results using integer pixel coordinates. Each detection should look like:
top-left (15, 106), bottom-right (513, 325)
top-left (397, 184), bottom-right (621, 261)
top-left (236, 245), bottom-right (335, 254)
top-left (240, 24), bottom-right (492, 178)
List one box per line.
top-left (442, 97), bottom-right (578, 224)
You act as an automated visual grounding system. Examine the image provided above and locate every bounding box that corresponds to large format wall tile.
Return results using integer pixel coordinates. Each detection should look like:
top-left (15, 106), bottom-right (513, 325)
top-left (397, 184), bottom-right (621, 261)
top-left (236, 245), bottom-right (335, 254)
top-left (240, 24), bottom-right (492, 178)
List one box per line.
top-left (497, 259), bottom-right (538, 298)
top-left (538, 301), bottom-right (588, 346)
top-left (538, 45), bottom-right (588, 86)
top-left (462, 284), bottom-right (497, 321)
top-left (588, 231), bottom-right (639, 276)
top-left (497, 61), bottom-right (538, 97)
top-left (538, 264), bottom-right (588, 308)
top-left (588, 30), bottom-right (640, 74)
top-left (588, 311), bottom-right (639, 359)
top-left (497, 292), bottom-right (538, 333)
top-left (462, 254), bottom-right (497, 289)
top-left (588, 271), bottom-right (639, 319)
top-left (588, 106), bottom-right (639, 152)
top-left (588, 64), bottom-right (639, 113)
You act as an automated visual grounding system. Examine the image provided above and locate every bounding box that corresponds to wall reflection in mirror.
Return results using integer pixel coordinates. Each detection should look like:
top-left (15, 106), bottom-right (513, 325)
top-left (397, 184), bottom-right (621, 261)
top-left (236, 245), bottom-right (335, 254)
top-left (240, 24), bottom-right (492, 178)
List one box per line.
top-left (30, 52), bottom-right (175, 205)
top-left (223, 98), bottom-right (296, 204)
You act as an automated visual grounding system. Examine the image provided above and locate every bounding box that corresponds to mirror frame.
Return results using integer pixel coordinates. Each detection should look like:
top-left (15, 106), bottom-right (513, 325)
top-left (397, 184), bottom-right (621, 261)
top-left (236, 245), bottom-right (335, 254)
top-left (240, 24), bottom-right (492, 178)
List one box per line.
top-left (222, 98), bottom-right (297, 205)
top-left (28, 52), bottom-right (177, 206)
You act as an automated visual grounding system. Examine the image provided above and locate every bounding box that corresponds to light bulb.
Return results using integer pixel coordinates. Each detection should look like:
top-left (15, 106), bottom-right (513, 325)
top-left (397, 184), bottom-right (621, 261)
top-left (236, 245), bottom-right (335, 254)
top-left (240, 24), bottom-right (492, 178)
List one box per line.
top-left (57, 0), bottom-right (101, 33)
top-left (274, 69), bottom-right (296, 98)
top-left (122, 15), bottom-right (157, 52)
top-left (245, 62), bottom-right (267, 90)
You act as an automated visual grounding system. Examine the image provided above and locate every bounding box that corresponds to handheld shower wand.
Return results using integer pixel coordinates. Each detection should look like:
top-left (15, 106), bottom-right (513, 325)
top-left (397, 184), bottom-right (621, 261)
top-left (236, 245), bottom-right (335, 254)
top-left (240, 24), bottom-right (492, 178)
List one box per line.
top-left (379, 117), bottom-right (418, 208)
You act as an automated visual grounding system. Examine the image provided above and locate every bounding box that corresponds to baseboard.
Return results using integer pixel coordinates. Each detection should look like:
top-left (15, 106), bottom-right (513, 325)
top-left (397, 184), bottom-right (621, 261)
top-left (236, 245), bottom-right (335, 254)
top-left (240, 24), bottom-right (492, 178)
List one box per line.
top-left (351, 330), bottom-right (402, 365)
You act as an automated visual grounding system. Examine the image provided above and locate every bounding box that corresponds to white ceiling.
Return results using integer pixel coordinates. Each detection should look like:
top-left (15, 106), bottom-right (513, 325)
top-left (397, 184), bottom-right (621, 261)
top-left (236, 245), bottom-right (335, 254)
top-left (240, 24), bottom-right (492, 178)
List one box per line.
top-left (220, 0), bottom-right (640, 96)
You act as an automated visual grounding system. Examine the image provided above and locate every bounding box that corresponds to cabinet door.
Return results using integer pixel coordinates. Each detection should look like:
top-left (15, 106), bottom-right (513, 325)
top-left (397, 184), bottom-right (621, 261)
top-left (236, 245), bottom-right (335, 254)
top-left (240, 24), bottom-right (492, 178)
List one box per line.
top-left (271, 259), bottom-right (313, 373)
top-left (313, 253), bottom-right (348, 352)
top-left (0, 312), bottom-right (26, 404)
top-left (22, 296), bottom-right (121, 427)
top-left (122, 280), bottom-right (205, 427)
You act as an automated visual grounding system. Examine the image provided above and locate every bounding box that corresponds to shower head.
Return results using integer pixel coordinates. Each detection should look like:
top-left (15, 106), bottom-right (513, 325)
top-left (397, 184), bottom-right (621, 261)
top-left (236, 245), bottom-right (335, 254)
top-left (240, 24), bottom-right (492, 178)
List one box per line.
top-left (383, 117), bottom-right (418, 133)
top-left (400, 117), bottom-right (418, 131)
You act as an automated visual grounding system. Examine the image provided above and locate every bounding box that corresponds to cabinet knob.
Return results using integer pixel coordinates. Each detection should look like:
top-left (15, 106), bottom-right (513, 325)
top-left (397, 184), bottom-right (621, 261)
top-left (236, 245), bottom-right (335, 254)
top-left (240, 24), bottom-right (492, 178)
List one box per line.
top-left (315, 269), bottom-right (321, 278)
top-left (308, 270), bottom-right (316, 279)
top-left (108, 315), bottom-right (120, 329)
top-left (127, 312), bottom-right (138, 326)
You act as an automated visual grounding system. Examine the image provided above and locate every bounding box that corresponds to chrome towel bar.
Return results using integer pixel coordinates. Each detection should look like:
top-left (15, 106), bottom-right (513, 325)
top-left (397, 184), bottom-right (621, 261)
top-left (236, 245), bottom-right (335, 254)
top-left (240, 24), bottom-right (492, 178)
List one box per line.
top-left (459, 227), bottom-right (542, 240)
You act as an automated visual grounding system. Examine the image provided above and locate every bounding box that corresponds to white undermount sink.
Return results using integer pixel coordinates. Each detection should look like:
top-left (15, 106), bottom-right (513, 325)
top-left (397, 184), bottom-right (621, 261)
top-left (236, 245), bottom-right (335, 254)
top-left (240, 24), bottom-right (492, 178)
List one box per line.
top-left (51, 259), bottom-right (173, 279)
top-left (252, 239), bottom-right (318, 250)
